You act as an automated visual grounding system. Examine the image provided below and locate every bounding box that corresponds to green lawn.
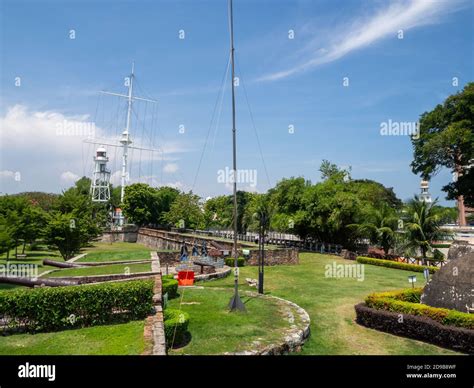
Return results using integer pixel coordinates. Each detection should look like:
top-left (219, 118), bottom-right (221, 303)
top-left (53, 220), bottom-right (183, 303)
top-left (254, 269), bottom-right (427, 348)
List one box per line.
top-left (0, 245), bottom-right (63, 282)
top-left (78, 242), bottom-right (152, 262)
top-left (167, 287), bottom-right (300, 355)
top-left (43, 262), bottom-right (152, 278)
top-left (193, 252), bottom-right (459, 355)
top-left (0, 321), bottom-right (145, 355)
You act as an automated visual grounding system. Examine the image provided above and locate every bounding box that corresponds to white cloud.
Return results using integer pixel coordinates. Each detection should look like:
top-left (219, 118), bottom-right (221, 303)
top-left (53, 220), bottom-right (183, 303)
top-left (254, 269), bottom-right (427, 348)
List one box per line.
top-left (258, 0), bottom-right (463, 82)
top-left (163, 163), bottom-right (179, 174)
top-left (60, 171), bottom-right (80, 185)
top-left (0, 170), bottom-right (16, 179)
top-left (0, 105), bottom-right (190, 193)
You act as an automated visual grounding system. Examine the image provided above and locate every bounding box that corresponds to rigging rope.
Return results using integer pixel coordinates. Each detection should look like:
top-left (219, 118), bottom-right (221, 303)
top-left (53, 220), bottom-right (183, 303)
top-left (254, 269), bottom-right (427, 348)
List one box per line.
top-left (191, 52), bottom-right (232, 191)
top-left (235, 57), bottom-right (272, 188)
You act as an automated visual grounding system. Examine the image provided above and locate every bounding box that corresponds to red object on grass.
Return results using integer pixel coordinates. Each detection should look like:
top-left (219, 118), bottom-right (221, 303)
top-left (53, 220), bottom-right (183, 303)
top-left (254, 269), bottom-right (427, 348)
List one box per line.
top-left (178, 271), bottom-right (195, 286)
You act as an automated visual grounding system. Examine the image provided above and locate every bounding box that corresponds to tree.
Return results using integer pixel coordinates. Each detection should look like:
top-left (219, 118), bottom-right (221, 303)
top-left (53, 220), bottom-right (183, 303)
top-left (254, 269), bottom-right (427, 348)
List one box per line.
top-left (0, 216), bottom-right (15, 260)
top-left (349, 179), bottom-right (402, 210)
top-left (443, 168), bottom-right (474, 208)
top-left (243, 194), bottom-right (273, 232)
top-left (19, 205), bottom-right (48, 253)
top-left (155, 186), bottom-right (180, 224)
top-left (319, 160), bottom-right (351, 181)
top-left (164, 192), bottom-right (204, 230)
top-left (348, 203), bottom-right (399, 254)
top-left (411, 83), bottom-right (474, 216)
top-left (0, 196), bottom-right (31, 255)
top-left (121, 184), bottom-right (180, 226)
top-left (122, 183), bottom-right (159, 226)
top-left (402, 196), bottom-right (449, 263)
top-left (44, 212), bottom-right (100, 260)
top-left (204, 195), bottom-right (233, 229)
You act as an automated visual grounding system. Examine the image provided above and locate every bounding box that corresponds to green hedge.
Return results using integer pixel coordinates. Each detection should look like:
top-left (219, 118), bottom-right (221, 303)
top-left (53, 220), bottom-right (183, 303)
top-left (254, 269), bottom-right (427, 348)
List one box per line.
top-left (357, 256), bottom-right (439, 274)
top-left (431, 243), bottom-right (451, 249)
top-left (225, 257), bottom-right (245, 267)
top-left (164, 308), bottom-right (190, 346)
top-left (0, 279), bottom-right (154, 333)
top-left (365, 289), bottom-right (474, 330)
top-left (162, 275), bottom-right (178, 299)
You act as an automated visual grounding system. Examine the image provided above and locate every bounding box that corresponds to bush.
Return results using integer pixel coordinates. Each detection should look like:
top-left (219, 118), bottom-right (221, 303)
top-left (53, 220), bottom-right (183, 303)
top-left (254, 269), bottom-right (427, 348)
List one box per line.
top-left (355, 303), bottom-right (474, 354)
top-left (0, 279), bottom-right (154, 333)
top-left (365, 289), bottom-right (474, 330)
top-left (431, 243), bottom-right (451, 249)
top-left (163, 308), bottom-right (190, 346)
top-left (162, 275), bottom-right (178, 299)
top-left (357, 256), bottom-right (439, 274)
top-left (224, 257), bottom-right (245, 267)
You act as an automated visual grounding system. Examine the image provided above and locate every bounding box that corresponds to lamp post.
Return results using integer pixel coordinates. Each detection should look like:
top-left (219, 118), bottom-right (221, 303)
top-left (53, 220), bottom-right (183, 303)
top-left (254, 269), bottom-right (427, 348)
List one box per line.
top-left (258, 212), bottom-right (268, 294)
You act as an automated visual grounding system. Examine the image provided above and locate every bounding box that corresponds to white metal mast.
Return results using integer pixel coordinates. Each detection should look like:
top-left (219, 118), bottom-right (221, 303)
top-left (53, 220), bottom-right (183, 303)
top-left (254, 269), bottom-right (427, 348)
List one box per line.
top-left (84, 62), bottom-right (160, 225)
top-left (120, 62), bottom-right (135, 204)
top-left (100, 63), bottom-right (158, 196)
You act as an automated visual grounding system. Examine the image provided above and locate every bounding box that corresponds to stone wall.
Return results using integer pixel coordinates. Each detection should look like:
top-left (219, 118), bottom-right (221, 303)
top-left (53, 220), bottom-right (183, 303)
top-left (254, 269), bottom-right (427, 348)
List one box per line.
top-left (143, 252), bottom-right (166, 355)
top-left (100, 226), bottom-right (139, 243)
top-left (138, 228), bottom-right (299, 266)
top-left (246, 248), bottom-right (299, 266)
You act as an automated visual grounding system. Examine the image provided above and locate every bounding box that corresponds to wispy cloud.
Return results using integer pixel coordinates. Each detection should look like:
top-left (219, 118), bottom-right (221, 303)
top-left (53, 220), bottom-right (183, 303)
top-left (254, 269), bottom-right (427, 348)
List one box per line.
top-left (258, 0), bottom-right (464, 82)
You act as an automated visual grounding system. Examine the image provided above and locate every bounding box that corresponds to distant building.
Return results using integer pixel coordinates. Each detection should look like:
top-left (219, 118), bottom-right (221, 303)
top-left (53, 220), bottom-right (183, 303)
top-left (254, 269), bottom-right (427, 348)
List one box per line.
top-left (419, 180), bottom-right (432, 203)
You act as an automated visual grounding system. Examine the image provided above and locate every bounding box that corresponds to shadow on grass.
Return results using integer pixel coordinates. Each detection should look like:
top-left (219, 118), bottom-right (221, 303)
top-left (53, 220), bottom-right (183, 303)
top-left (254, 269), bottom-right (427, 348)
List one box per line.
top-left (168, 332), bottom-right (192, 350)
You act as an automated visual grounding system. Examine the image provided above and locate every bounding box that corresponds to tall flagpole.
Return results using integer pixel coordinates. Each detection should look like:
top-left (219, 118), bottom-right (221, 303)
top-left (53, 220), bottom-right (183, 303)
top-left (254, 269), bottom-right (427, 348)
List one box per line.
top-left (228, 0), bottom-right (246, 312)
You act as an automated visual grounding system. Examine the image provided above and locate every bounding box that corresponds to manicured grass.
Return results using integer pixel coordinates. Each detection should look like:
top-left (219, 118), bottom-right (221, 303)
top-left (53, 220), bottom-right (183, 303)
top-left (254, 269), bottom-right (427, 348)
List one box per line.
top-left (167, 287), bottom-right (297, 355)
top-left (78, 242), bottom-right (152, 262)
top-left (0, 321), bottom-right (145, 355)
top-left (0, 245), bottom-right (63, 279)
top-left (200, 253), bottom-right (459, 355)
top-left (43, 262), bottom-right (152, 277)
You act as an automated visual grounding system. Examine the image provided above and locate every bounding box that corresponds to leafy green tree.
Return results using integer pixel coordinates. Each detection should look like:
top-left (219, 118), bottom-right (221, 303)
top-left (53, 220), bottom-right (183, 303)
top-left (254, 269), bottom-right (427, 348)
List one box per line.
top-left (155, 186), bottom-right (180, 223)
top-left (204, 195), bottom-right (233, 229)
top-left (349, 179), bottom-right (402, 210)
top-left (243, 194), bottom-right (274, 233)
top-left (121, 184), bottom-right (180, 226)
top-left (402, 196), bottom-right (449, 263)
top-left (348, 204), bottom-right (399, 254)
top-left (13, 192), bottom-right (59, 211)
top-left (411, 83), bottom-right (474, 208)
top-left (0, 196), bottom-right (32, 255)
top-left (443, 168), bottom-right (474, 208)
top-left (122, 183), bottom-right (159, 226)
top-left (164, 192), bottom-right (204, 230)
top-left (19, 205), bottom-right (48, 253)
top-left (302, 176), bottom-right (362, 246)
top-left (44, 212), bottom-right (100, 260)
top-left (0, 216), bottom-right (15, 260)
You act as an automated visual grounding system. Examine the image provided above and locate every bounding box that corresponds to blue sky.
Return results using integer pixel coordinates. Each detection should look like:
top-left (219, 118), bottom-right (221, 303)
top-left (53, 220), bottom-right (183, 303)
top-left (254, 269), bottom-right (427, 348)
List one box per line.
top-left (1, 0), bottom-right (473, 204)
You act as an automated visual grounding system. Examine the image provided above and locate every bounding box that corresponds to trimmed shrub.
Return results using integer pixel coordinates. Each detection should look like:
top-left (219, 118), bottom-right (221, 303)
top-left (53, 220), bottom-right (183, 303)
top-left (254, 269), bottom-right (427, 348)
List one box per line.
top-left (163, 308), bottom-right (190, 347)
top-left (355, 303), bottom-right (474, 354)
top-left (162, 275), bottom-right (178, 299)
top-left (431, 243), bottom-right (451, 249)
top-left (224, 257), bottom-right (245, 267)
top-left (0, 279), bottom-right (154, 333)
top-left (357, 256), bottom-right (439, 274)
top-left (365, 289), bottom-right (474, 330)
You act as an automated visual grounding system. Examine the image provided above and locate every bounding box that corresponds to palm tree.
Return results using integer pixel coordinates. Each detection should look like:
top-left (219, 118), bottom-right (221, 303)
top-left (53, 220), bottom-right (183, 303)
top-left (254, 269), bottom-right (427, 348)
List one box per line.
top-left (403, 196), bottom-right (448, 264)
top-left (348, 203), bottom-right (399, 255)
